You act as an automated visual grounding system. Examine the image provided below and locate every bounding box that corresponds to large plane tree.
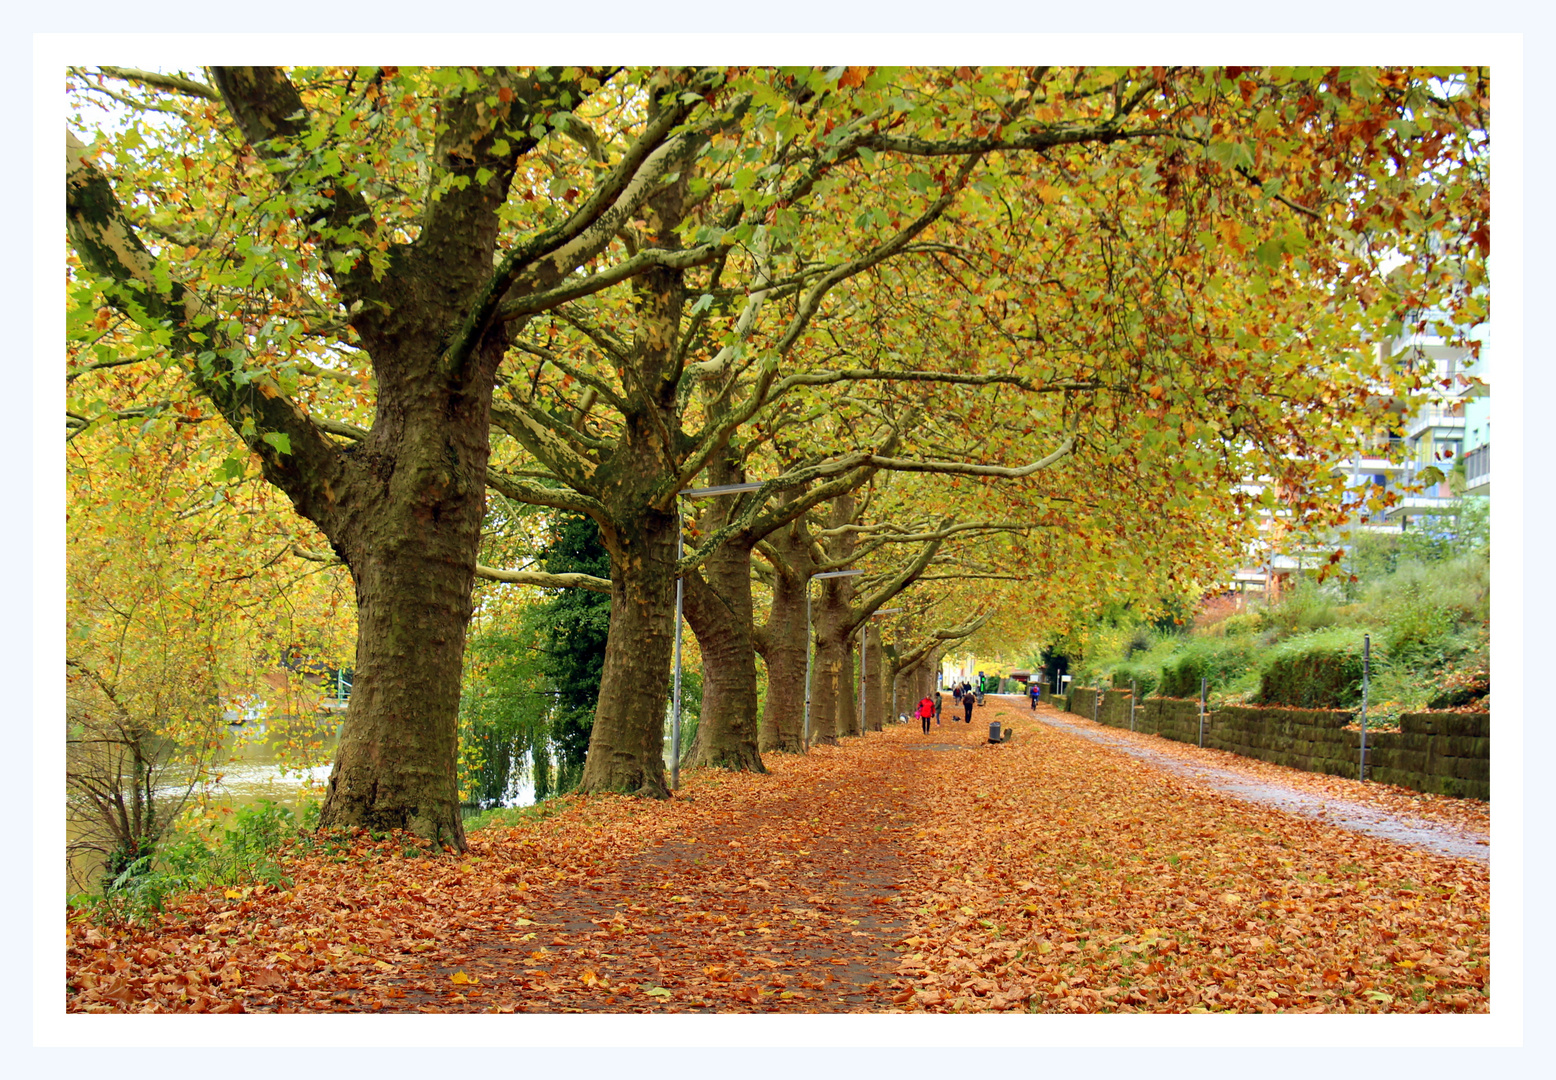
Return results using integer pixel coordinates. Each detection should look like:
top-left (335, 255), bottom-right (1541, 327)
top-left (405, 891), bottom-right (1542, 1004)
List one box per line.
top-left (66, 65), bottom-right (1487, 845)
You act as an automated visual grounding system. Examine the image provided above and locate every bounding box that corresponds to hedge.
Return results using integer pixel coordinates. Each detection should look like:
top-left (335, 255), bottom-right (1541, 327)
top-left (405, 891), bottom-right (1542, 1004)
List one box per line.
top-left (1255, 628), bottom-right (1368, 709)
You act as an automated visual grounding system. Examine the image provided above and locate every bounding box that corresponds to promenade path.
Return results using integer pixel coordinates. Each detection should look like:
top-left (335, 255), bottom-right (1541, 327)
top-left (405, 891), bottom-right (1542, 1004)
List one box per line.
top-left (66, 695), bottom-right (1490, 1014)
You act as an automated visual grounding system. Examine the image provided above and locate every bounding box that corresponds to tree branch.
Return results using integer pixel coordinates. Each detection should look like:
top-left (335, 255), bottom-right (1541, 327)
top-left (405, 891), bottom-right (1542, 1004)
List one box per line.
top-left (444, 73), bottom-right (723, 377)
top-left (475, 565), bottom-right (612, 593)
top-left (485, 471), bottom-right (610, 519)
top-left (95, 66), bottom-right (220, 100)
top-left (67, 129), bottom-right (353, 538)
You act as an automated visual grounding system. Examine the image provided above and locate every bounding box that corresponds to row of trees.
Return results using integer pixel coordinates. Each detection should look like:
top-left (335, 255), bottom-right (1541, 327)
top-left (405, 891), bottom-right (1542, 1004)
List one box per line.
top-left (65, 65), bottom-right (1488, 850)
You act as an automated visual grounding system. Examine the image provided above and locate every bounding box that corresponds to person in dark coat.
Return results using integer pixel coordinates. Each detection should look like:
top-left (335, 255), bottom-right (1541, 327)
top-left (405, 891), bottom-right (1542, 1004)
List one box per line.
top-left (962, 687), bottom-right (976, 724)
top-left (933, 689), bottom-right (943, 725)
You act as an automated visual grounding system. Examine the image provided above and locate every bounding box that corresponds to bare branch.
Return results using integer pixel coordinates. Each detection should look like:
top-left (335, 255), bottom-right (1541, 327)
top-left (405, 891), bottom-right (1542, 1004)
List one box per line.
top-left (475, 565), bottom-right (611, 593)
top-left (485, 470), bottom-right (610, 519)
top-left (496, 245), bottom-right (720, 322)
top-left (864, 433), bottom-right (1076, 479)
top-left (96, 66), bottom-right (219, 100)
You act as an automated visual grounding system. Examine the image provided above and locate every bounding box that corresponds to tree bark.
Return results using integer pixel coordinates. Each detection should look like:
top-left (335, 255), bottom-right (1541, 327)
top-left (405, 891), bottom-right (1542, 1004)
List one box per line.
top-left (681, 542), bottom-right (765, 772)
top-left (576, 137), bottom-right (691, 796)
top-left (756, 526), bottom-right (812, 754)
top-left (838, 630), bottom-right (860, 738)
top-left (578, 508), bottom-right (678, 797)
top-left (863, 621), bottom-right (889, 731)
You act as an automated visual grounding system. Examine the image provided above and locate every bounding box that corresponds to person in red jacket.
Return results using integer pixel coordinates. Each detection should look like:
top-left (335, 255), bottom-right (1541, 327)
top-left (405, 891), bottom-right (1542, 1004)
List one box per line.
top-left (916, 696), bottom-right (935, 733)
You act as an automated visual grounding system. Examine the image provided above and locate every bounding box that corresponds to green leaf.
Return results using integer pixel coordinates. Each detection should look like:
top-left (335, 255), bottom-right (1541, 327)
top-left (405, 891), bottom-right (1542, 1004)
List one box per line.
top-left (644, 986), bottom-right (672, 997)
top-left (1253, 239), bottom-right (1285, 269)
top-left (261, 431), bottom-right (292, 456)
top-left (1207, 141), bottom-right (1254, 171)
top-left (689, 293), bottom-right (714, 316)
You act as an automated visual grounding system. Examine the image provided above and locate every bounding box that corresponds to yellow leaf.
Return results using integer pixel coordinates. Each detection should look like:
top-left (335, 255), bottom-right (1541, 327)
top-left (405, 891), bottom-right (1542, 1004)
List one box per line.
top-left (449, 971), bottom-right (479, 985)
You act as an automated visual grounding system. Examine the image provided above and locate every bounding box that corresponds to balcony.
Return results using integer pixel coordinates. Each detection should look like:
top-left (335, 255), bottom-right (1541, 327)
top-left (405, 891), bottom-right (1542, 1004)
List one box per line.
top-left (1384, 493), bottom-right (1459, 522)
top-left (1463, 442), bottom-right (1490, 496)
top-left (1333, 454), bottom-right (1409, 479)
top-left (1405, 406), bottom-right (1465, 440)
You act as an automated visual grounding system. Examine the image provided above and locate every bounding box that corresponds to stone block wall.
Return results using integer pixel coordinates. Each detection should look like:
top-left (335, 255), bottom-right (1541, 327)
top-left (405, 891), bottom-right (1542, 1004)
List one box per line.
top-left (1058, 692), bottom-right (1488, 800)
top-left (1365, 712), bottom-right (1490, 800)
top-left (1209, 705), bottom-right (1359, 778)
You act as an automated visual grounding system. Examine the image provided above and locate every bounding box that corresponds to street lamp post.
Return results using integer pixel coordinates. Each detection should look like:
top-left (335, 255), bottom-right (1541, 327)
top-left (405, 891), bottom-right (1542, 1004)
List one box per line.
top-left (858, 608), bottom-right (902, 736)
top-left (804, 568), bottom-right (864, 751)
top-left (673, 482), bottom-right (765, 790)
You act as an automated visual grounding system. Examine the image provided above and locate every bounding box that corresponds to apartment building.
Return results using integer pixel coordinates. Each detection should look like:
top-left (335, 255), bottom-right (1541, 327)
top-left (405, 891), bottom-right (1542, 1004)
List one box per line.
top-left (1229, 318), bottom-right (1490, 600)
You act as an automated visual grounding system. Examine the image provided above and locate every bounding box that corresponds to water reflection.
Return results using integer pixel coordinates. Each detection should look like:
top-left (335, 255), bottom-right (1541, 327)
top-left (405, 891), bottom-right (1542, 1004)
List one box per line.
top-left (174, 714), bottom-right (342, 812)
top-left (67, 712), bottom-right (543, 892)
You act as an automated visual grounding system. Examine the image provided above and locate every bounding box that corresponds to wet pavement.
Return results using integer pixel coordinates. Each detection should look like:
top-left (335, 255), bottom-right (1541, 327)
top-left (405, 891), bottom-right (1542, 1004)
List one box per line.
top-left (1027, 705), bottom-right (1490, 864)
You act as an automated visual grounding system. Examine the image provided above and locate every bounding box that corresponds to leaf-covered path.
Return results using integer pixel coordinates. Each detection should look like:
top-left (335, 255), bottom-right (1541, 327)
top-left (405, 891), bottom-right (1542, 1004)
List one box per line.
top-left (67, 696), bottom-right (1491, 1014)
top-left (1026, 702), bottom-right (1491, 862)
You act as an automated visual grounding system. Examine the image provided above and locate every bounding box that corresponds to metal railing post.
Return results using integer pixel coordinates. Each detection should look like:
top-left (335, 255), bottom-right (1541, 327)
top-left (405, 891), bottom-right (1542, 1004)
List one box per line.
top-left (1130, 680), bottom-right (1137, 732)
top-left (1359, 633), bottom-right (1371, 781)
top-left (1199, 676), bottom-right (1207, 748)
top-left (672, 528), bottom-right (684, 789)
top-left (803, 582), bottom-right (813, 751)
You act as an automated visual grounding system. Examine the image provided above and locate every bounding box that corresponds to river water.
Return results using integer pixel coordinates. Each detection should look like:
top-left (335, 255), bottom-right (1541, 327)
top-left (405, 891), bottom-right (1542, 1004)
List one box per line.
top-left (66, 712), bottom-right (541, 893)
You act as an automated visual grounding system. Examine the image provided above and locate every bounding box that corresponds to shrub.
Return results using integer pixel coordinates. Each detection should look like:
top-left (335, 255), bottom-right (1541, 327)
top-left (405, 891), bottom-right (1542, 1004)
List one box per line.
top-left (1158, 638), bottom-right (1256, 698)
top-left (1255, 628), bottom-right (1369, 709)
top-left (1124, 626), bottom-right (1154, 657)
top-left (1111, 662), bottom-right (1160, 696)
top-left (78, 799), bottom-right (304, 922)
top-left (1263, 581), bottom-right (1342, 636)
top-left (1381, 593), bottom-right (1458, 670)
top-left (1217, 612), bottom-right (1264, 638)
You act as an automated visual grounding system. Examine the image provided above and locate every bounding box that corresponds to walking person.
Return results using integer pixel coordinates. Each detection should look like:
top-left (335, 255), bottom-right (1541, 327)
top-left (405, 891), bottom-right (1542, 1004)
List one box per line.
top-left (917, 695), bottom-right (935, 734)
top-left (952, 683), bottom-right (963, 704)
top-left (933, 688), bottom-right (943, 725)
top-left (962, 685), bottom-right (976, 724)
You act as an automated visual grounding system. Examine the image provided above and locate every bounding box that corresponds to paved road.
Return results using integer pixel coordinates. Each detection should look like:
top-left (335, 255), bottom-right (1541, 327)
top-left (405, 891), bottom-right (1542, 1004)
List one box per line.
top-left (994, 697), bottom-right (1490, 864)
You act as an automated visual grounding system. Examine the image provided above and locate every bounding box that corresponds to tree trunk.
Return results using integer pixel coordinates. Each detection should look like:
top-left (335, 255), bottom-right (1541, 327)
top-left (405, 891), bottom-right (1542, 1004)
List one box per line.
top-left (682, 543), bottom-right (766, 772)
top-left (579, 509), bottom-right (678, 797)
top-left (838, 631), bottom-right (860, 738)
top-left (321, 543), bottom-right (472, 849)
top-left (810, 569), bottom-right (857, 745)
top-left (318, 374), bottom-right (498, 850)
top-left (864, 622), bottom-right (888, 731)
top-left (810, 638), bottom-right (840, 747)
top-left (757, 562), bottom-right (809, 753)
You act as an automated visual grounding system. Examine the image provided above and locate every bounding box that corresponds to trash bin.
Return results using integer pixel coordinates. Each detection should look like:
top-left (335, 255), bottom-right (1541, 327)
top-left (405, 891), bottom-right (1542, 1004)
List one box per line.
top-left (988, 721), bottom-right (1002, 744)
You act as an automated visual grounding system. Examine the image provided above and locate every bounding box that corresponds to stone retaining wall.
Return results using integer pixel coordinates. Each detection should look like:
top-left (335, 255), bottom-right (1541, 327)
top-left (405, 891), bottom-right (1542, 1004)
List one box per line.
top-left (1060, 690), bottom-right (1488, 800)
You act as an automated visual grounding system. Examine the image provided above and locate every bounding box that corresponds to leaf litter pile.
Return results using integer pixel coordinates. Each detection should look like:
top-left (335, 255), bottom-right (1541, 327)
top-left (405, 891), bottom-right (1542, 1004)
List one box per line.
top-left (66, 698), bottom-right (1489, 1014)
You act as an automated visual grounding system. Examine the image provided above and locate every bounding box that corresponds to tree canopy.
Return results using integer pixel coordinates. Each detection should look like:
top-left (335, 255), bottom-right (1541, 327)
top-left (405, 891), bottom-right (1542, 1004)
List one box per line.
top-left (65, 65), bottom-right (1489, 844)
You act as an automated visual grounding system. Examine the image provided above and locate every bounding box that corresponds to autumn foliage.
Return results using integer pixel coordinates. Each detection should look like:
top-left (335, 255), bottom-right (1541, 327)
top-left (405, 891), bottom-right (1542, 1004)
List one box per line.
top-left (66, 697), bottom-right (1487, 1014)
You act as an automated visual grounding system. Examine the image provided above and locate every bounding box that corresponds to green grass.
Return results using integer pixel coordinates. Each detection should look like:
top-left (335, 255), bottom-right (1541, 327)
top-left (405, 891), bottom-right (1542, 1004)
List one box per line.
top-left (69, 798), bottom-right (322, 924)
